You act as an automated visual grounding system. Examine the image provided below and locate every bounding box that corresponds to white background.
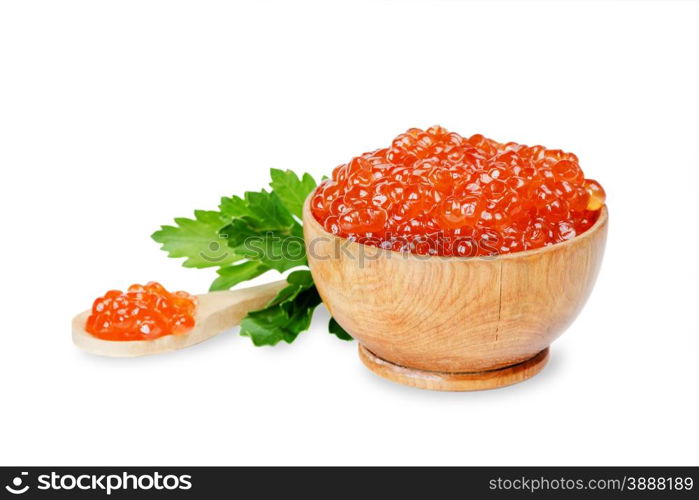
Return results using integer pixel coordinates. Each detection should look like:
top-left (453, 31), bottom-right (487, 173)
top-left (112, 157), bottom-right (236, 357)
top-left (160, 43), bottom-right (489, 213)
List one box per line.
top-left (1, 1), bottom-right (697, 466)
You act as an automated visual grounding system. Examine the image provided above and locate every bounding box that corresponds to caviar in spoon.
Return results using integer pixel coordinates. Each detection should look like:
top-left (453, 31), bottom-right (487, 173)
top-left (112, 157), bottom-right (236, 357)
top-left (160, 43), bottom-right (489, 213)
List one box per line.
top-left (86, 282), bottom-right (197, 341)
top-left (73, 281), bottom-right (285, 357)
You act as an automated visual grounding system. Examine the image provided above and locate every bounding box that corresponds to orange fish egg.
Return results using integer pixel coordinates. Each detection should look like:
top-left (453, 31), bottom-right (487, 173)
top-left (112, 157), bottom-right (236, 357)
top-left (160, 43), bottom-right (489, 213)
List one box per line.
top-left (311, 126), bottom-right (605, 256)
top-left (85, 282), bottom-right (197, 341)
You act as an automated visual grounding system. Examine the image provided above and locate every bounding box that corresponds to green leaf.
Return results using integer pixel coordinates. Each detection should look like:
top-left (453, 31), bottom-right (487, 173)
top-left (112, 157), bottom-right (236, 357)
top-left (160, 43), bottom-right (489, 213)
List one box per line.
top-left (286, 269), bottom-right (314, 287)
top-left (219, 190), bottom-right (306, 272)
top-left (220, 220), bottom-right (306, 272)
top-left (153, 170), bottom-right (348, 345)
top-left (328, 317), bottom-right (353, 341)
top-left (260, 270), bottom-right (314, 308)
top-left (209, 261), bottom-right (271, 291)
top-left (239, 270), bottom-right (322, 346)
top-left (220, 190), bottom-right (302, 241)
top-left (219, 195), bottom-right (253, 219)
top-left (151, 210), bottom-right (241, 268)
top-left (269, 169), bottom-right (317, 218)
top-left (245, 189), bottom-right (297, 229)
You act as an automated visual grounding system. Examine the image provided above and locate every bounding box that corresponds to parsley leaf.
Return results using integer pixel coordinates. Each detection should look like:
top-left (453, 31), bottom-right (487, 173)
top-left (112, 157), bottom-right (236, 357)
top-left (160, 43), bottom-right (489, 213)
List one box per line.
top-left (209, 261), bottom-right (271, 291)
top-left (219, 195), bottom-right (254, 219)
top-left (151, 210), bottom-right (241, 269)
top-left (239, 270), bottom-right (322, 346)
top-left (219, 190), bottom-right (306, 272)
top-left (328, 317), bottom-right (354, 341)
top-left (153, 168), bottom-right (349, 346)
top-left (269, 168), bottom-right (317, 218)
top-left (244, 190), bottom-right (298, 230)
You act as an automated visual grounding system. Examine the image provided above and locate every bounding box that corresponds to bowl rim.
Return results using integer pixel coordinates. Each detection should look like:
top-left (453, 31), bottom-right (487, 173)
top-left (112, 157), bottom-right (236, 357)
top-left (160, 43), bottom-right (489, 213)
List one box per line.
top-left (302, 192), bottom-right (608, 262)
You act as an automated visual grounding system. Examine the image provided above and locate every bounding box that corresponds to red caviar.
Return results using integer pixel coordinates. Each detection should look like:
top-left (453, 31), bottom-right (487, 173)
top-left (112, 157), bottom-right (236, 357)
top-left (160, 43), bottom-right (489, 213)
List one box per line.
top-left (86, 282), bottom-right (197, 341)
top-left (312, 126), bottom-right (606, 256)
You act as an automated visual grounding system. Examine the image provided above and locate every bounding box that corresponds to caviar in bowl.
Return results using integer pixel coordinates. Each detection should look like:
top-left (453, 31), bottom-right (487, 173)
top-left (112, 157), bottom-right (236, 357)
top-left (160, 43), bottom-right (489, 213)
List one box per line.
top-left (304, 127), bottom-right (608, 391)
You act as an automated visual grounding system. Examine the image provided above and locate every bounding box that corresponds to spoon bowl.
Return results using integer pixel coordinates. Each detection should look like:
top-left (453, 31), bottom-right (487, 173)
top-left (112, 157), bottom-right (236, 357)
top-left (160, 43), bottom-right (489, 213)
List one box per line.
top-left (303, 196), bottom-right (608, 391)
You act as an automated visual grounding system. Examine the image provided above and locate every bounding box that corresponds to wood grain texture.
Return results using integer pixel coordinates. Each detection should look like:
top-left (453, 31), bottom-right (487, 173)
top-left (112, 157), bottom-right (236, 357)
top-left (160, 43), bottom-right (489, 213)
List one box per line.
top-left (72, 281), bottom-right (285, 357)
top-left (359, 345), bottom-right (550, 391)
top-left (303, 196), bottom-right (607, 379)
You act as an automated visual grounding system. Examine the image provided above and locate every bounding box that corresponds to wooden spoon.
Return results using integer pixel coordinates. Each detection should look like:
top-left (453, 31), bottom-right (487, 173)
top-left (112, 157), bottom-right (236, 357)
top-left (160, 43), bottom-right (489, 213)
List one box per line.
top-left (72, 280), bottom-right (286, 357)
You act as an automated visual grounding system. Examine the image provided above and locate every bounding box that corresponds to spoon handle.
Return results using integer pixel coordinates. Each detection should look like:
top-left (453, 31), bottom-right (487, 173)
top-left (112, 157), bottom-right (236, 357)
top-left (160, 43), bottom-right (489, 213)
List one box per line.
top-left (195, 280), bottom-right (287, 334)
top-left (72, 280), bottom-right (287, 357)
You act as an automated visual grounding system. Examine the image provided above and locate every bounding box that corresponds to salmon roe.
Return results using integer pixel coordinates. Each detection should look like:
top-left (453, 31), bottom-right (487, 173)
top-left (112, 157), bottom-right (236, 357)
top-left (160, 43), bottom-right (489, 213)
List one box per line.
top-left (85, 282), bottom-right (197, 341)
top-left (311, 126), bottom-right (606, 256)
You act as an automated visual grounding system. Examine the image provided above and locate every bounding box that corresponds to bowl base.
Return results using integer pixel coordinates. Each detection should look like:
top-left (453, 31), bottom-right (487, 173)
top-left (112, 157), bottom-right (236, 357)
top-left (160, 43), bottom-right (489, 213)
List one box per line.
top-left (358, 345), bottom-right (550, 391)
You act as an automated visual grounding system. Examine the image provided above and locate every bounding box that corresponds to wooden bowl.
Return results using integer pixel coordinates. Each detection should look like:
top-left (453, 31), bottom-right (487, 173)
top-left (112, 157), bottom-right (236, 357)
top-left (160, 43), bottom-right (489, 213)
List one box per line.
top-left (303, 197), bottom-right (608, 391)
